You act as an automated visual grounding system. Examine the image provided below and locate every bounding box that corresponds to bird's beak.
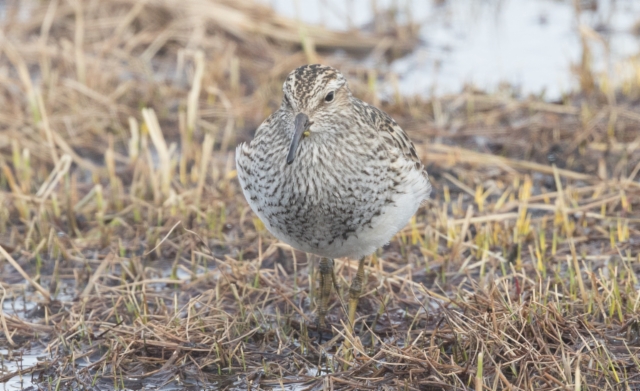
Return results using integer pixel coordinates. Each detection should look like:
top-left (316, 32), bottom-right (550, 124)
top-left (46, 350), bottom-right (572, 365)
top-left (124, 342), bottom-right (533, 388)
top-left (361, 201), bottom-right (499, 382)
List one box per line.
top-left (287, 113), bottom-right (309, 165)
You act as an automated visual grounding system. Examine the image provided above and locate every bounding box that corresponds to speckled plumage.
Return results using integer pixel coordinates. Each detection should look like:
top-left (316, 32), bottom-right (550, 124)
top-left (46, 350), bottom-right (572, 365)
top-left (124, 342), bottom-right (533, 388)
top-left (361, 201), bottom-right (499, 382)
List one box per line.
top-left (236, 64), bottom-right (431, 260)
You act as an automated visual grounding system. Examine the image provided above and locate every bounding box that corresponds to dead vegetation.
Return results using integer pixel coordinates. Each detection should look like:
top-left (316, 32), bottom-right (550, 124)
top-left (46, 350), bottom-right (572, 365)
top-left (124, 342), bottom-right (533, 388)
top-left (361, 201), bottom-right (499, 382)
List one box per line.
top-left (0, 0), bottom-right (639, 390)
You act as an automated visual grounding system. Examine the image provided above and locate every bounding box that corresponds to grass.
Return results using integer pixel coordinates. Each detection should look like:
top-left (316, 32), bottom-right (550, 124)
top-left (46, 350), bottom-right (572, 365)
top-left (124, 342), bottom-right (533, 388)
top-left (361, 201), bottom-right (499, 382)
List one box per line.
top-left (0, 0), bottom-right (639, 390)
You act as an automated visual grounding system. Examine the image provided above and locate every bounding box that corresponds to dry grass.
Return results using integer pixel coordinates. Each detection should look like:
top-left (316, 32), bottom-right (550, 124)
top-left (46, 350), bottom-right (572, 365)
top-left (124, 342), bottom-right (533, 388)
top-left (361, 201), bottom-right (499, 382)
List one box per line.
top-left (0, 0), bottom-right (639, 390)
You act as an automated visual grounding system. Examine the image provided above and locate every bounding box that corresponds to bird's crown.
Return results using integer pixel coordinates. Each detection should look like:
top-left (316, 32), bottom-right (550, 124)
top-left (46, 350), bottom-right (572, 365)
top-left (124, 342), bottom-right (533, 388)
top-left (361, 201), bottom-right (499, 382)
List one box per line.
top-left (282, 64), bottom-right (348, 111)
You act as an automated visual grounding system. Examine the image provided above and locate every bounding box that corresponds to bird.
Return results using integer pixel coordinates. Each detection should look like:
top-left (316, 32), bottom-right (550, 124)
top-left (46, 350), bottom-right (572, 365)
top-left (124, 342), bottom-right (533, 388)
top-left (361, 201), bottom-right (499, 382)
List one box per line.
top-left (235, 64), bottom-right (431, 332)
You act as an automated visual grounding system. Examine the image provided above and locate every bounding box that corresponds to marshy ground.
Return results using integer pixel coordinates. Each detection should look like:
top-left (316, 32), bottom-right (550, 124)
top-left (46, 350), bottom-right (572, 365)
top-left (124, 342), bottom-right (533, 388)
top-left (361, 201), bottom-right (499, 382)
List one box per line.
top-left (0, 0), bottom-right (639, 390)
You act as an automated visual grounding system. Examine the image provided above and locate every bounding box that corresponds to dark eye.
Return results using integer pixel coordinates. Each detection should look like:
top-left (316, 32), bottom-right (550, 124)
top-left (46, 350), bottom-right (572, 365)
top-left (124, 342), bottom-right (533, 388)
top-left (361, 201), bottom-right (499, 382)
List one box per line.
top-left (324, 91), bottom-right (335, 102)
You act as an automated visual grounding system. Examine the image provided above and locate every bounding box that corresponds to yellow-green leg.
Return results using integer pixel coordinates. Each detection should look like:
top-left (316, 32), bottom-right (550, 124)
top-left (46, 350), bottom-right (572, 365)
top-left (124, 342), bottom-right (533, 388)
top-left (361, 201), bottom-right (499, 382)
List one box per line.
top-left (317, 257), bottom-right (334, 329)
top-left (347, 257), bottom-right (366, 329)
top-left (343, 256), bottom-right (366, 364)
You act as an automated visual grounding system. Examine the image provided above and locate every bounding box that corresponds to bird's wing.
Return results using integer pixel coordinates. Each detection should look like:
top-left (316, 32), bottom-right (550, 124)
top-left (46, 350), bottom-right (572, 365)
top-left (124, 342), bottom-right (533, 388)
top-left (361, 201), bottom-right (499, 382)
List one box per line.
top-left (362, 102), bottom-right (428, 171)
top-left (353, 100), bottom-right (432, 202)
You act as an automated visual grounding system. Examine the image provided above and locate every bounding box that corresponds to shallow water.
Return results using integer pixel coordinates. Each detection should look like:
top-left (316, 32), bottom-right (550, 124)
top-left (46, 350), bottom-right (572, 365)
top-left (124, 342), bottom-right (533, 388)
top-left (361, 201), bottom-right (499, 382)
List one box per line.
top-left (268, 0), bottom-right (640, 100)
top-left (0, 348), bottom-right (39, 390)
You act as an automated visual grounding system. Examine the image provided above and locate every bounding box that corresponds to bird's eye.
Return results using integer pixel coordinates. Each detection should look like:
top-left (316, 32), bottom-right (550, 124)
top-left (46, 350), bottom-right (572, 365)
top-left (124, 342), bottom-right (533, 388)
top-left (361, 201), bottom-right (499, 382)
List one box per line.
top-left (324, 91), bottom-right (335, 102)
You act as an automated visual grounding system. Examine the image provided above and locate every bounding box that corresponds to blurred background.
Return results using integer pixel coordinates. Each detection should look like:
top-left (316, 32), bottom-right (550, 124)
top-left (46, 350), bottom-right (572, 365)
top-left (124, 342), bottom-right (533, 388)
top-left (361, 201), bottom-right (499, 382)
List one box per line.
top-left (270, 0), bottom-right (640, 100)
top-left (1, 0), bottom-right (637, 160)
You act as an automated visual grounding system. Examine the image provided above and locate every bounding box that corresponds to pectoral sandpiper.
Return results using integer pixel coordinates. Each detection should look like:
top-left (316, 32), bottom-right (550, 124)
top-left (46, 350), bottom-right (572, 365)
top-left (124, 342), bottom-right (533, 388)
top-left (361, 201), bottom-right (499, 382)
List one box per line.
top-left (236, 64), bottom-right (431, 332)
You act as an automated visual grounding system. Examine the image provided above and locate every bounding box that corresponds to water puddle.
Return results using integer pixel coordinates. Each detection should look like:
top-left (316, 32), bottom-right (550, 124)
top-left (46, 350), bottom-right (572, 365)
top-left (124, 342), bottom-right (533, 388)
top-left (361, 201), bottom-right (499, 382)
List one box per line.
top-left (268, 0), bottom-right (640, 100)
top-left (0, 348), bottom-right (40, 390)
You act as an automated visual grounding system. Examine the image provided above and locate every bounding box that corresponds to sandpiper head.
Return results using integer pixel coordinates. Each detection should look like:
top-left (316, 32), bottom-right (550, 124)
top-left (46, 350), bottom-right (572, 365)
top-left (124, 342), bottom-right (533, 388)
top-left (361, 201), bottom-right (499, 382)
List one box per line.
top-left (281, 64), bottom-right (351, 164)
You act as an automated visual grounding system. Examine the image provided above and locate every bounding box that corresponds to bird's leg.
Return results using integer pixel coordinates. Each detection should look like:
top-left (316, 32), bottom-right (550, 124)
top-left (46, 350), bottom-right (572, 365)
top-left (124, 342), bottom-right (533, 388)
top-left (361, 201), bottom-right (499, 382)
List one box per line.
top-left (347, 256), bottom-right (367, 330)
top-left (316, 257), bottom-right (334, 330)
top-left (342, 256), bottom-right (367, 365)
top-left (331, 267), bottom-right (341, 303)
